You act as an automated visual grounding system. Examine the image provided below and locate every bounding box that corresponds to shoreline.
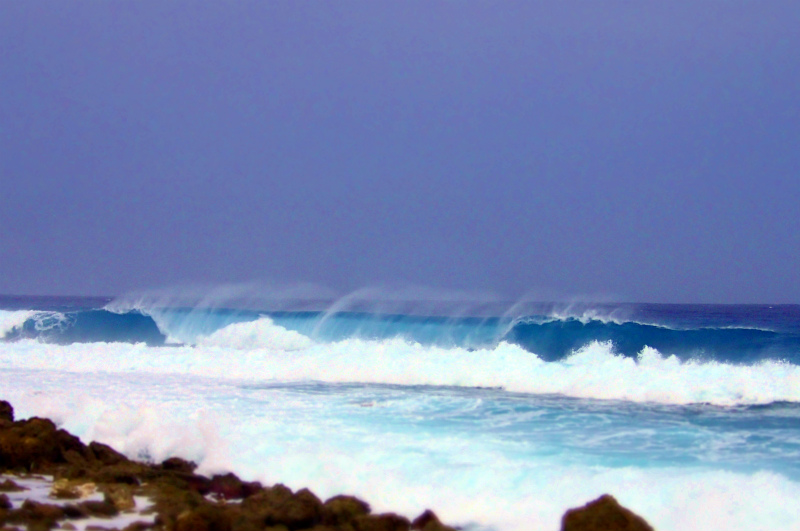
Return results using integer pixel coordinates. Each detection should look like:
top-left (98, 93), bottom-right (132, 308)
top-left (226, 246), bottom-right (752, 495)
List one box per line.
top-left (0, 399), bottom-right (653, 531)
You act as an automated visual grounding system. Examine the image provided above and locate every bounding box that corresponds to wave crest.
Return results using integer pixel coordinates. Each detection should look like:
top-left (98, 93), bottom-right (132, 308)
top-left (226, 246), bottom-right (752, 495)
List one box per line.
top-left (196, 317), bottom-right (313, 351)
top-left (4, 338), bottom-right (800, 406)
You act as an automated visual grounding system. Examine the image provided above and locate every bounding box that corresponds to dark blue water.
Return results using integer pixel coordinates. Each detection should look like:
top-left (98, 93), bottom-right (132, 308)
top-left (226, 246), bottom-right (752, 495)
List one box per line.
top-left (2, 295), bottom-right (799, 364)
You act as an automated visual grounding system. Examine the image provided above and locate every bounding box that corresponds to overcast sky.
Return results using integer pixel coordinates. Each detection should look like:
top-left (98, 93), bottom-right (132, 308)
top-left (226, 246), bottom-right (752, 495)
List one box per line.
top-left (1, 2), bottom-right (799, 303)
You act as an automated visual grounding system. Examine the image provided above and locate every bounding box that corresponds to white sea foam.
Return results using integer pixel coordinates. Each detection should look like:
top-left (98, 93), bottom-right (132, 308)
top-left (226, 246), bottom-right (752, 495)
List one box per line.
top-left (0, 309), bottom-right (35, 336)
top-left (3, 369), bottom-right (800, 531)
top-left (196, 317), bottom-right (313, 351)
top-left (2, 335), bottom-right (800, 406)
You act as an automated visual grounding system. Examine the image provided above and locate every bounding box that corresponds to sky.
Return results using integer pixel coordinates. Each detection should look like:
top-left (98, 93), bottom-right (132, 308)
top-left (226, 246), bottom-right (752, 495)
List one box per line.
top-left (1, 1), bottom-right (799, 303)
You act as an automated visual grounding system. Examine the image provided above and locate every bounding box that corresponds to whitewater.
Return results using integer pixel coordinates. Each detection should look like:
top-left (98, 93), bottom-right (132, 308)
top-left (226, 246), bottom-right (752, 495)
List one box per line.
top-left (2, 296), bottom-right (800, 531)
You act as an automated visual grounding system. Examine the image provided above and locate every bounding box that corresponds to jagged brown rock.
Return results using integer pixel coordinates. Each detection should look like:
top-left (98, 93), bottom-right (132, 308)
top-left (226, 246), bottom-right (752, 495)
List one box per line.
top-left (353, 513), bottom-right (410, 531)
top-left (410, 510), bottom-right (454, 531)
top-left (160, 457), bottom-right (197, 474)
top-left (323, 495), bottom-right (371, 525)
top-left (209, 472), bottom-right (263, 500)
top-left (0, 416), bottom-right (88, 472)
top-left (561, 494), bottom-right (654, 531)
top-left (0, 401), bottom-right (12, 423)
top-left (0, 480), bottom-right (25, 493)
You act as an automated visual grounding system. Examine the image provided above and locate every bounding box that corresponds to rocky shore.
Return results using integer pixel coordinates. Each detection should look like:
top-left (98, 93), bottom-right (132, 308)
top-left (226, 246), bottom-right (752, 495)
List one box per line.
top-left (0, 400), bottom-right (653, 531)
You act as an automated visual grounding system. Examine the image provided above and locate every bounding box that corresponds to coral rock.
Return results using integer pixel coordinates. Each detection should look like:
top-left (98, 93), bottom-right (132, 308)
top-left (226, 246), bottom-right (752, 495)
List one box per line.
top-left (0, 401), bottom-right (13, 423)
top-left (354, 513), bottom-right (411, 531)
top-left (411, 510), bottom-right (455, 531)
top-left (50, 479), bottom-right (96, 499)
top-left (0, 479), bottom-right (26, 493)
top-left (323, 495), bottom-right (371, 525)
top-left (88, 441), bottom-right (128, 466)
top-left (160, 457), bottom-right (197, 474)
top-left (103, 484), bottom-right (136, 511)
top-left (561, 494), bottom-right (654, 531)
top-left (208, 472), bottom-right (262, 500)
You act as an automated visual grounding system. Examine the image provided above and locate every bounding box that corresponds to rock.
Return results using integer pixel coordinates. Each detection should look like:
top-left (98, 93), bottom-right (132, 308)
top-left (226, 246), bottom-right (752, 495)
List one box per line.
top-left (208, 472), bottom-right (262, 500)
top-left (88, 441), bottom-right (128, 466)
top-left (411, 510), bottom-right (455, 531)
top-left (241, 485), bottom-right (324, 530)
top-left (61, 503), bottom-right (91, 519)
top-left (0, 479), bottom-right (26, 492)
top-left (241, 483), bottom-right (294, 514)
top-left (354, 513), bottom-right (410, 531)
top-left (160, 457), bottom-right (197, 474)
top-left (0, 416), bottom-right (89, 472)
top-left (0, 401), bottom-right (12, 422)
top-left (0, 493), bottom-right (10, 509)
top-left (323, 495), bottom-right (371, 525)
top-left (175, 506), bottom-right (233, 531)
top-left (50, 479), bottom-right (96, 499)
top-left (5, 499), bottom-right (65, 528)
top-left (561, 494), bottom-right (654, 531)
top-left (90, 462), bottom-right (146, 485)
top-left (122, 522), bottom-right (156, 531)
top-left (78, 499), bottom-right (119, 517)
top-left (103, 484), bottom-right (136, 511)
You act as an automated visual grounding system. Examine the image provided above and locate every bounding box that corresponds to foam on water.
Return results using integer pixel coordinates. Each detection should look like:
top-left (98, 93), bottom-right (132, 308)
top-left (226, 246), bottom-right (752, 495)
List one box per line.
top-left (3, 329), bottom-right (800, 406)
top-left (196, 316), bottom-right (313, 351)
top-left (0, 309), bottom-right (36, 336)
top-left (3, 367), bottom-right (800, 531)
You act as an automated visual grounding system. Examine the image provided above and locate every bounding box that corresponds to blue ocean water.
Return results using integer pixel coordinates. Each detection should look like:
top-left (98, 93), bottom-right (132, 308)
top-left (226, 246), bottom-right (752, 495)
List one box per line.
top-left (2, 294), bottom-right (800, 530)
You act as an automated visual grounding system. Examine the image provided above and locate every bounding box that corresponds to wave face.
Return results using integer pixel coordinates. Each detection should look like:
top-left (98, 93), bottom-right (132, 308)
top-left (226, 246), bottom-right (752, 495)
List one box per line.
top-left (1, 309), bottom-right (166, 346)
top-left (2, 297), bottom-right (799, 364)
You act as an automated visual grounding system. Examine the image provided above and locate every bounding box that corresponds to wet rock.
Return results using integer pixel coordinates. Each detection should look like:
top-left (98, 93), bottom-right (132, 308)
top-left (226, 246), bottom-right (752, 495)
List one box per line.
top-left (0, 494), bottom-right (10, 509)
top-left (61, 503), bottom-right (91, 519)
top-left (0, 480), bottom-right (25, 492)
top-left (561, 494), bottom-right (654, 531)
top-left (0, 402), bottom-right (12, 423)
top-left (90, 462), bottom-right (146, 485)
top-left (103, 484), bottom-right (136, 511)
top-left (279, 488), bottom-right (325, 529)
top-left (354, 513), bottom-right (410, 531)
top-left (0, 417), bottom-right (88, 472)
top-left (50, 478), bottom-right (96, 499)
top-left (208, 472), bottom-right (262, 500)
top-left (323, 495), bottom-right (371, 525)
top-left (5, 500), bottom-right (65, 529)
top-left (122, 522), bottom-right (156, 531)
top-left (88, 441), bottom-right (129, 466)
top-left (175, 505), bottom-right (233, 531)
top-left (160, 457), bottom-right (197, 474)
top-left (241, 483), bottom-right (294, 514)
top-left (411, 510), bottom-right (455, 531)
top-left (242, 485), bottom-right (324, 530)
top-left (79, 499), bottom-right (119, 517)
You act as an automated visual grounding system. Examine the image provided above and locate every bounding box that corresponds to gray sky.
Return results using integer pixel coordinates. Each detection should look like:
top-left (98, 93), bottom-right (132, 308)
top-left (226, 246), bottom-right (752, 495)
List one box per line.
top-left (1, 1), bottom-right (799, 303)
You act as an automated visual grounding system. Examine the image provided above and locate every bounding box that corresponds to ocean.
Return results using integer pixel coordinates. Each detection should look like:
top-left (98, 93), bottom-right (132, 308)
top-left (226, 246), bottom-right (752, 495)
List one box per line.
top-left (2, 293), bottom-right (800, 531)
